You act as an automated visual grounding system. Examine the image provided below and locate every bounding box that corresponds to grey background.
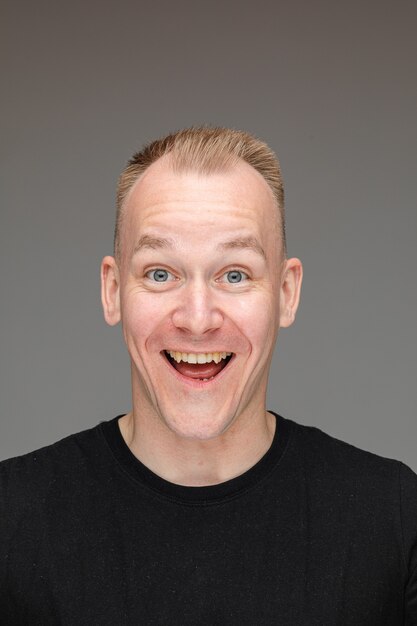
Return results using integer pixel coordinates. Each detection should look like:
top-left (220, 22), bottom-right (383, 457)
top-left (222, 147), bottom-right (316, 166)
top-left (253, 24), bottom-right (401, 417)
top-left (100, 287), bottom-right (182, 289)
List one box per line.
top-left (1, 0), bottom-right (416, 470)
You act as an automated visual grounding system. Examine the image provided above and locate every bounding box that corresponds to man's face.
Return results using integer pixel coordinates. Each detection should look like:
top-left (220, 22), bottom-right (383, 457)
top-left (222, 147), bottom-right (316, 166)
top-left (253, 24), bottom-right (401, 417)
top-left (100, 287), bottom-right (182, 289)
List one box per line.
top-left (102, 156), bottom-right (301, 440)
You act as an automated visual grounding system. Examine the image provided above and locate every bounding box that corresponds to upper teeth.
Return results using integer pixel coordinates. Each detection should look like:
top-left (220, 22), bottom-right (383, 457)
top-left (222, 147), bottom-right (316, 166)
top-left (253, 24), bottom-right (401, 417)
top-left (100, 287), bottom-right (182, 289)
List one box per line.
top-left (167, 351), bottom-right (232, 364)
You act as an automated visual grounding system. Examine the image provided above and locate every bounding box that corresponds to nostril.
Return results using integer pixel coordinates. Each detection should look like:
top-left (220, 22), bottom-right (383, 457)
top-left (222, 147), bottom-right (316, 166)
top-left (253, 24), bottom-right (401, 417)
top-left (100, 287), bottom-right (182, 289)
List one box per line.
top-left (171, 302), bottom-right (224, 334)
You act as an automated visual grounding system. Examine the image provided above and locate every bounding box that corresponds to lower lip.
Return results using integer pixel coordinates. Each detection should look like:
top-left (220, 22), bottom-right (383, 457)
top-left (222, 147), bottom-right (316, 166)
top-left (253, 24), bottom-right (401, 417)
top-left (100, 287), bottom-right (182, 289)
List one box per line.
top-left (161, 353), bottom-right (235, 388)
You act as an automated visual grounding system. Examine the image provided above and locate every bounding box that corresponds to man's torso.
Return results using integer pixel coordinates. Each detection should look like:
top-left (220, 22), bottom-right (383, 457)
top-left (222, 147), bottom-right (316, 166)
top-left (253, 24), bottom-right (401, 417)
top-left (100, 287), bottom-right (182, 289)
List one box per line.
top-left (1, 414), bottom-right (416, 625)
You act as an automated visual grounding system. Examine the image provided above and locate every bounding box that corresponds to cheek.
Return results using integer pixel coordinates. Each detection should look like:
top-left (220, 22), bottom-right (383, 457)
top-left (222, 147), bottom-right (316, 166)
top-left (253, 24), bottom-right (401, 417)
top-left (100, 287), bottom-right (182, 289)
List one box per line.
top-left (229, 292), bottom-right (278, 349)
top-left (121, 292), bottom-right (167, 348)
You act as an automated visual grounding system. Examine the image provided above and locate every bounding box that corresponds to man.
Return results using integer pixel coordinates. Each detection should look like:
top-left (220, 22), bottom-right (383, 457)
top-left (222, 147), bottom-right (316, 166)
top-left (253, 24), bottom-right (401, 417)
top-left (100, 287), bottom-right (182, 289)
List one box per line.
top-left (1, 127), bottom-right (416, 624)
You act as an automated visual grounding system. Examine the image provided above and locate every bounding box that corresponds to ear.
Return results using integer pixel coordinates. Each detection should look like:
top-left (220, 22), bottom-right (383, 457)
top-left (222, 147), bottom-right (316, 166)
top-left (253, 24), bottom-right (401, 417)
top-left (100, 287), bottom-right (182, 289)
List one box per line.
top-left (279, 257), bottom-right (303, 328)
top-left (101, 256), bottom-right (121, 326)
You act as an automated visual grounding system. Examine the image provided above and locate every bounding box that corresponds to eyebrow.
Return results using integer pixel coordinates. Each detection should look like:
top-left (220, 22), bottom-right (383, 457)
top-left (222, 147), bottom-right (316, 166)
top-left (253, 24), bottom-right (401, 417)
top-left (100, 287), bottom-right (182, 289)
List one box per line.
top-left (133, 234), bottom-right (266, 260)
top-left (133, 235), bottom-right (176, 254)
top-left (217, 237), bottom-right (266, 260)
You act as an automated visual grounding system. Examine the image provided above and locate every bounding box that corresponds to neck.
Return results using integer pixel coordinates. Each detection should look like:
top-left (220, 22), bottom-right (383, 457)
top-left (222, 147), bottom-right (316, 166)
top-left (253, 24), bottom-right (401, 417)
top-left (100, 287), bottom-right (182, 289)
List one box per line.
top-left (118, 409), bottom-right (276, 486)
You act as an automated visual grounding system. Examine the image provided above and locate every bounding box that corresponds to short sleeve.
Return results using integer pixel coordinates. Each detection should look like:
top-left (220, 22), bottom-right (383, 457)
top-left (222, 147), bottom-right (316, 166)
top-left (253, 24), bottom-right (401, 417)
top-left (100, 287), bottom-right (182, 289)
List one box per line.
top-left (400, 462), bottom-right (417, 624)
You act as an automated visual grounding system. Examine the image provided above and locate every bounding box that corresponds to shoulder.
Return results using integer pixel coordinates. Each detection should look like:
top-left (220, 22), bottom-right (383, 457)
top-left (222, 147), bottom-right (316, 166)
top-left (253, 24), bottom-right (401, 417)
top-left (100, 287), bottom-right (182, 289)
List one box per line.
top-left (284, 416), bottom-right (417, 543)
top-left (0, 419), bottom-right (119, 595)
top-left (285, 416), bottom-right (414, 482)
top-left (283, 417), bottom-right (417, 612)
top-left (0, 419), bottom-right (115, 510)
top-left (280, 415), bottom-right (417, 523)
top-left (283, 415), bottom-right (417, 525)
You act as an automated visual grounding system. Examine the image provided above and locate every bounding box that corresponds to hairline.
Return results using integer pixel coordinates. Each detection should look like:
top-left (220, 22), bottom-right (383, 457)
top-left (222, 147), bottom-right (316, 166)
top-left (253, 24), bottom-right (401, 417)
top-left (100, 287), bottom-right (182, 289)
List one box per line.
top-left (115, 155), bottom-right (286, 262)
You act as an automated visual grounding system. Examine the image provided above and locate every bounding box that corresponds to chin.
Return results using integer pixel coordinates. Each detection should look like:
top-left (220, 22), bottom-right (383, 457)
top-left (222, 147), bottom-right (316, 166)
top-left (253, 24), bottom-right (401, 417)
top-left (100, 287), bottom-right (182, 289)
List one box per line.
top-left (159, 406), bottom-right (236, 441)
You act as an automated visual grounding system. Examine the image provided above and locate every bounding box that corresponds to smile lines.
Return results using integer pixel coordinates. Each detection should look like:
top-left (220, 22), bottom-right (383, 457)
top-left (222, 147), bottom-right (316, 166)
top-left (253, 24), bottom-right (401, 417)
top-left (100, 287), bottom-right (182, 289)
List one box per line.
top-left (165, 350), bottom-right (232, 364)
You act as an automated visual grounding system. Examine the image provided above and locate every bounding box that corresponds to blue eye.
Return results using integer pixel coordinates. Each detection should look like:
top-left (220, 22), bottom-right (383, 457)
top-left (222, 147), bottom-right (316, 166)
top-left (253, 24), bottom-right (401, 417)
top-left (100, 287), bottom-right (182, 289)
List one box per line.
top-left (146, 269), bottom-right (173, 282)
top-left (224, 270), bottom-right (248, 283)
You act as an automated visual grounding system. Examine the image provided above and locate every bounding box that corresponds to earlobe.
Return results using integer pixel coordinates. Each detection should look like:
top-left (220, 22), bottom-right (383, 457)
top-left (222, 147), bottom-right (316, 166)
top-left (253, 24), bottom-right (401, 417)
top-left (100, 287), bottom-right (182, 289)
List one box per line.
top-left (101, 256), bottom-right (121, 326)
top-left (279, 258), bottom-right (303, 328)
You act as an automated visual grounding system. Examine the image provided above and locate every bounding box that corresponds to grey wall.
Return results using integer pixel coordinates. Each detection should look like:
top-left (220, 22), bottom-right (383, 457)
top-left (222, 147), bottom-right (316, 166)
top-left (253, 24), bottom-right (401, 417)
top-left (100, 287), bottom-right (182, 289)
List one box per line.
top-left (1, 0), bottom-right (416, 470)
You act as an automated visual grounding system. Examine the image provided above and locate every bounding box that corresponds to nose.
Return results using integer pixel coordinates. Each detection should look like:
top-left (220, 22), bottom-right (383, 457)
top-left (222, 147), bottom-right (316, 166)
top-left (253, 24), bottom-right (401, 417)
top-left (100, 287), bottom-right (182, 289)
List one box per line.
top-left (171, 280), bottom-right (224, 336)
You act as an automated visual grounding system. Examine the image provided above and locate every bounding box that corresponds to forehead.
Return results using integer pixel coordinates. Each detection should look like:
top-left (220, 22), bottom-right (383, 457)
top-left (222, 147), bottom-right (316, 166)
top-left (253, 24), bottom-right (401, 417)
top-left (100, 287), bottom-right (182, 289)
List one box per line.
top-left (120, 156), bottom-right (279, 252)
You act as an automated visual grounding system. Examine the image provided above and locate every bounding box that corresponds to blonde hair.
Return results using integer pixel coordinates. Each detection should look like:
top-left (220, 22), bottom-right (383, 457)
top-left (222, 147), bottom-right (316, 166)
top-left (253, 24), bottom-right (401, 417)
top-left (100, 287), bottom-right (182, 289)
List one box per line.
top-left (115, 126), bottom-right (286, 258)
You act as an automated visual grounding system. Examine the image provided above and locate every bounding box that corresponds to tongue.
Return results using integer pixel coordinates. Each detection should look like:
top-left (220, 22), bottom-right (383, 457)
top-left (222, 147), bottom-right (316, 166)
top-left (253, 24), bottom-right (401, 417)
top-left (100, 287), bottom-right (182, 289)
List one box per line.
top-left (173, 360), bottom-right (226, 379)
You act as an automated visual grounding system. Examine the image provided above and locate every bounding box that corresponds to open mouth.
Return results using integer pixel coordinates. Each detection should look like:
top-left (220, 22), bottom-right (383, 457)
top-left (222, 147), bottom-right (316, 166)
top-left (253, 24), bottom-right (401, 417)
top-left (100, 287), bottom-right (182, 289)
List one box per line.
top-left (164, 350), bottom-right (233, 381)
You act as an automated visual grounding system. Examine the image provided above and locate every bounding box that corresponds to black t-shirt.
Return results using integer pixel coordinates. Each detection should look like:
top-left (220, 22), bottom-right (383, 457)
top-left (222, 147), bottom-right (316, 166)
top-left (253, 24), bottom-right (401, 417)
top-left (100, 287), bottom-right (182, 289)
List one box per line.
top-left (1, 413), bottom-right (416, 625)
